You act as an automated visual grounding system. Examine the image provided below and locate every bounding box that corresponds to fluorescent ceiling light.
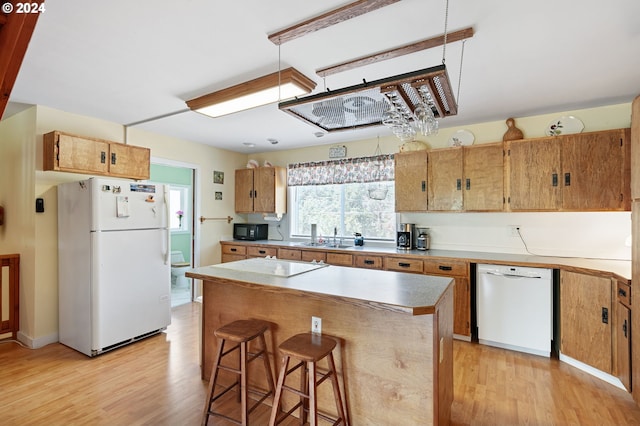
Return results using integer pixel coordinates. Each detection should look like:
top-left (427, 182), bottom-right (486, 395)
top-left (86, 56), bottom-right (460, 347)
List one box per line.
top-left (186, 67), bottom-right (316, 118)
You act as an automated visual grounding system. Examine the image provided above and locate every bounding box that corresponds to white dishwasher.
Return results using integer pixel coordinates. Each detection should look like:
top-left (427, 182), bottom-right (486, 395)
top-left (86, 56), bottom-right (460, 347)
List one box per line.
top-left (476, 264), bottom-right (552, 357)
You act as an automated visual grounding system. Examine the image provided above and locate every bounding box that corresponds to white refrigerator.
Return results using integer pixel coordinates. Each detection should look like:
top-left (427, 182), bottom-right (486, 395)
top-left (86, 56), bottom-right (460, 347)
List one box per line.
top-left (58, 177), bottom-right (172, 356)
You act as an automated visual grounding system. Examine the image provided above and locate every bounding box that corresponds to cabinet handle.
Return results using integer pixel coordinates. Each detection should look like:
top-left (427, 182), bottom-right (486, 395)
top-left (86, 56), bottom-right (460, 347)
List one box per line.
top-left (456, 179), bottom-right (461, 190)
top-left (602, 307), bottom-right (608, 324)
top-left (399, 262), bottom-right (411, 268)
top-left (564, 172), bottom-right (571, 186)
top-left (552, 173), bottom-right (558, 187)
top-left (623, 318), bottom-right (628, 338)
top-left (249, 190), bottom-right (253, 198)
top-left (254, 190), bottom-right (258, 198)
top-left (100, 151), bottom-right (106, 164)
top-left (421, 181), bottom-right (426, 192)
top-left (438, 265), bottom-right (453, 271)
top-left (230, 248), bottom-right (237, 252)
top-left (466, 178), bottom-right (470, 190)
top-left (364, 259), bottom-right (374, 265)
top-left (618, 288), bottom-right (627, 298)
top-left (111, 153), bottom-right (116, 165)
top-left (258, 250), bottom-right (266, 254)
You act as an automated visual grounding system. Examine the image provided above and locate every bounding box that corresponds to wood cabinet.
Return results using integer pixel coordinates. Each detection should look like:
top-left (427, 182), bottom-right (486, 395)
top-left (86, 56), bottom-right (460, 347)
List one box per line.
top-left (384, 256), bottom-right (423, 274)
top-left (560, 270), bottom-right (612, 374)
top-left (632, 96), bottom-right (640, 199)
top-left (394, 151), bottom-right (428, 211)
top-left (428, 143), bottom-right (504, 211)
top-left (423, 259), bottom-right (470, 337)
top-left (616, 280), bottom-right (631, 391)
top-left (507, 129), bottom-right (630, 211)
top-left (354, 254), bottom-right (383, 269)
top-left (221, 244), bottom-right (246, 263)
top-left (326, 252), bottom-right (353, 267)
top-left (247, 246), bottom-right (277, 258)
top-left (301, 250), bottom-right (326, 263)
top-left (277, 248), bottom-right (301, 261)
top-left (235, 167), bottom-right (286, 214)
top-left (43, 130), bottom-right (150, 180)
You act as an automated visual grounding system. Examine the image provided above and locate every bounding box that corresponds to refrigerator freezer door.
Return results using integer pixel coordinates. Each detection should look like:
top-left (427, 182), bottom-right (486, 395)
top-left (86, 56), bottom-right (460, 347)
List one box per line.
top-left (91, 228), bottom-right (171, 352)
top-left (90, 178), bottom-right (168, 231)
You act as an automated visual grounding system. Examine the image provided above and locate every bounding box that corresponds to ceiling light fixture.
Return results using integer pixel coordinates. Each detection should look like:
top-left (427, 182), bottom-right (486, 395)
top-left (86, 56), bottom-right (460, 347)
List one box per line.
top-left (186, 67), bottom-right (316, 118)
top-left (278, 64), bottom-right (456, 135)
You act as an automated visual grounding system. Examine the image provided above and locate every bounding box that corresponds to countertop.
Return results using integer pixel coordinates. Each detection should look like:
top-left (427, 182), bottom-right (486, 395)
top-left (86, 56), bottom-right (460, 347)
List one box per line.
top-left (187, 257), bottom-right (454, 315)
top-left (222, 239), bottom-right (632, 281)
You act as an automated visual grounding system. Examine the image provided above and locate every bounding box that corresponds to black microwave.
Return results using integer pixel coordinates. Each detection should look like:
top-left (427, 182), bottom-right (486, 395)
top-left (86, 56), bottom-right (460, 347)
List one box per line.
top-left (233, 223), bottom-right (268, 241)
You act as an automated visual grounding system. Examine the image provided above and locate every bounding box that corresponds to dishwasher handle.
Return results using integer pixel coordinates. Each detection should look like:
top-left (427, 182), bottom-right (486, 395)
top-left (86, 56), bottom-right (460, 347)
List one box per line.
top-left (483, 271), bottom-right (543, 279)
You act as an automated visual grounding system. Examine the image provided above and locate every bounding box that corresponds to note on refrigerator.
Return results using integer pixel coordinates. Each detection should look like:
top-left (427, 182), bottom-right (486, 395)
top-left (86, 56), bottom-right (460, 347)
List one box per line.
top-left (116, 196), bottom-right (130, 217)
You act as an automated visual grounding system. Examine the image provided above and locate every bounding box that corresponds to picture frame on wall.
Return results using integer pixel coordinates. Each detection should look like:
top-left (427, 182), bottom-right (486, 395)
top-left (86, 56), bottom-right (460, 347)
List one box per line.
top-left (215, 191), bottom-right (222, 200)
top-left (213, 171), bottom-right (224, 184)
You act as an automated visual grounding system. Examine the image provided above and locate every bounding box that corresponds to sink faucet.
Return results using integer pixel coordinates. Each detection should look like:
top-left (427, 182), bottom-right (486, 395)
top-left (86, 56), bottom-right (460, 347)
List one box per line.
top-left (333, 227), bottom-right (338, 246)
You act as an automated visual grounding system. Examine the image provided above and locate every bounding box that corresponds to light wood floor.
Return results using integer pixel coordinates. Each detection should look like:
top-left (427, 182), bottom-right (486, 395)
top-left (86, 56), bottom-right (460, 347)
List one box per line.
top-left (2, 302), bottom-right (640, 425)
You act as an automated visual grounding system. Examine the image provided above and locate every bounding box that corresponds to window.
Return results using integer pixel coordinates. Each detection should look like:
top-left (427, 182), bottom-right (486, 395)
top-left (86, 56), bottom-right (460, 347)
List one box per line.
top-left (169, 185), bottom-right (190, 231)
top-left (290, 182), bottom-right (396, 241)
top-left (288, 154), bottom-right (396, 241)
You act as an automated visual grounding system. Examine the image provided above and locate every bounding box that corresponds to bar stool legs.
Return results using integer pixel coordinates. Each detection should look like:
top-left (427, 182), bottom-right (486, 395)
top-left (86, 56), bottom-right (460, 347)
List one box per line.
top-left (202, 319), bottom-right (276, 426)
top-left (269, 333), bottom-right (348, 426)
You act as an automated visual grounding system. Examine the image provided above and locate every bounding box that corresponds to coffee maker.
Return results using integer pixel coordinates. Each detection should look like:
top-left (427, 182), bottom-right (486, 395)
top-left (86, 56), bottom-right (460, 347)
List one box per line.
top-left (416, 227), bottom-right (430, 250)
top-left (397, 223), bottom-right (415, 250)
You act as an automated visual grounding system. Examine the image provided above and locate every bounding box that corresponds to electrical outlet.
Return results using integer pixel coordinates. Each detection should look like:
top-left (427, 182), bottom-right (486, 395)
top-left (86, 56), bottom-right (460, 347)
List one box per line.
top-left (311, 316), bottom-right (322, 334)
top-left (509, 225), bottom-right (520, 237)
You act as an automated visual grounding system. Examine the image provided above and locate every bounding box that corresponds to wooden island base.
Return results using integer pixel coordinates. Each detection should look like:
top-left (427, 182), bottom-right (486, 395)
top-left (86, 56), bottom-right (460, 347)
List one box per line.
top-left (193, 263), bottom-right (454, 425)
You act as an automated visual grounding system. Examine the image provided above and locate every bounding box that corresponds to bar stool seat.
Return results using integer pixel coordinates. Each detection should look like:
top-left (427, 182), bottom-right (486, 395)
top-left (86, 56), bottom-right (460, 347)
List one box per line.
top-left (269, 332), bottom-right (348, 426)
top-left (202, 319), bottom-right (276, 426)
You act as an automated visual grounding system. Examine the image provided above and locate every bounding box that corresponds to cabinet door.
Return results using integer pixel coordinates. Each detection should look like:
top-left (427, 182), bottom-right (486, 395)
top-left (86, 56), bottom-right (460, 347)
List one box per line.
top-left (235, 169), bottom-right (255, 213)
top-left (395, 151), bottom-right (428, 211)
top-left (507, 137), bottom-right (561, 210)
top-left (616, 302), bottom-right (631, 391)
top-left (253, 167), bottom-right (276, 212)
top-left (562, 129), bottom-right (630, 211)
top-left (463, 143), bottom-right (504, 211)
top-left (453, 278), bottom-right (470, 336)
top-left (428, 148), bottom-right (463, 211)
top-left (560, 271), bottom-right (612, 374)
top-left (109, 143), bottom-right (150, 180)
top-left (632, 95), bottom-right (640, 199)
top-left (55, 132), bottom-right (110, 175)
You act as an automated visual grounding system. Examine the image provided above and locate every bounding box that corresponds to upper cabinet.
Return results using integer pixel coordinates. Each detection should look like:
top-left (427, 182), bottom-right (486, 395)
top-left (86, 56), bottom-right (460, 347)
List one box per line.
top-left (43, 131), bottom-right (150, 180)
top-left (507, 129), bottom-right (630, 211)
top-left (395, 151), bottom-right (428, 212)
top-left (631, 95), bottom-right (640, 200)
top-left (428, 143), bottom-right (504, 211)
top-left (235, 167), bottom-right (286, 215)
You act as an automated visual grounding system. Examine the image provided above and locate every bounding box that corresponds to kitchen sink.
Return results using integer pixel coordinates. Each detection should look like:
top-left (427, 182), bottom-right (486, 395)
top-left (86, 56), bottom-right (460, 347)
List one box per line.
top-left (296, 242), bottom-right (353, 249)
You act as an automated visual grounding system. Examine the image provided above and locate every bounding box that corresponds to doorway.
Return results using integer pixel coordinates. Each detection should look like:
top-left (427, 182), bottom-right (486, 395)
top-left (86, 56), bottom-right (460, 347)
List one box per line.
top-left (149, 161), bottom-right (197, 308)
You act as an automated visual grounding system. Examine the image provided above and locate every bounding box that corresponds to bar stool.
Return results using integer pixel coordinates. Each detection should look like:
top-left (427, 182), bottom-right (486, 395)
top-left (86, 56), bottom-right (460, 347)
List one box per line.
top-left (269, 332), bottom-right (348, 426)
top-left (202, 319), bottom-right (276, 426)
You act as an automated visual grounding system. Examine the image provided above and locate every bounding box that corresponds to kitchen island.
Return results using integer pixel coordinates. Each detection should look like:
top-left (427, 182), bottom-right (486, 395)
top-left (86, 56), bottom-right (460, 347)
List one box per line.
top-left (187, 257), bottom-right (454, 425)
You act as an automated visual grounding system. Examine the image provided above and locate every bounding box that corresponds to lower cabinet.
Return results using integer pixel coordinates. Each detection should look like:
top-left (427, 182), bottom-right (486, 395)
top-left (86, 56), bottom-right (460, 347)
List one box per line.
top-left (221, 244), bottom-right (246, 263)
top-left (423, 259), bottom-right (470, 337)
top-left (560, 270), bottom-right (612, 374)
top-left (616, 280), bottom-right (632, 391)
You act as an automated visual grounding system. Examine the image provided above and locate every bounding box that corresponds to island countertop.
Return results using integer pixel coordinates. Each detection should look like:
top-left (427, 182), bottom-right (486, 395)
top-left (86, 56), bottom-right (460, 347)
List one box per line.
top-left (187, 257), bottom-right (454, 316)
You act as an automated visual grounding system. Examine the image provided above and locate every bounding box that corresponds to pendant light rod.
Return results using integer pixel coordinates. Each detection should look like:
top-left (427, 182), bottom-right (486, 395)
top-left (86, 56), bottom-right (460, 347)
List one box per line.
top-left (442, 0), bottom-right (450, 64)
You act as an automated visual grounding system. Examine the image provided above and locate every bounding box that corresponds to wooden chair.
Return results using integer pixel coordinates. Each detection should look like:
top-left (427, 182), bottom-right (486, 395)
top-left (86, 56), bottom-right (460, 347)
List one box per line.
top-left (269, 332), bottom-right (348, 426)
top-left (202, 319), bottom-right (276, 426)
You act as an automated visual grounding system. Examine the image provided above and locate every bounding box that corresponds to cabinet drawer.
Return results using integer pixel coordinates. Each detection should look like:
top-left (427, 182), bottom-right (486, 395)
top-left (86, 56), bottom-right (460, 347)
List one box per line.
top-left (384, 257), bottom-right (424, 274)
top-left (247, 246), bottom-right (277, 258)
top-left (617, 281), bottom-right (631, 307)
top-left (423, 259), bottom-right (468, 277)
top-left (222, 254), bottom-right (246, 263)
top-left (278, 248), bottom-right (302, 261)
top-left (222, 244), bottom-right (246, 256)
top-left (301, 251), bottom-right (326, 263)
top-left (326, 252), bottom-right (353, 266)
top-left (354, 255), bottom-right (383, 269)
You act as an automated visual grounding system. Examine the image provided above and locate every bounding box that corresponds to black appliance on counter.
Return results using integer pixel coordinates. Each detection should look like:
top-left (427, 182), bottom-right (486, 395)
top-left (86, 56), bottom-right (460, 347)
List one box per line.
top-left (233, 223), bottom-right (268, 241)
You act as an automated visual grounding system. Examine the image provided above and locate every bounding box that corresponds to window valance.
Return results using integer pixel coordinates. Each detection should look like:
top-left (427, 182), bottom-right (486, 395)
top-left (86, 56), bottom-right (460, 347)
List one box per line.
top-left (287, 154), bottom-right (394, 186)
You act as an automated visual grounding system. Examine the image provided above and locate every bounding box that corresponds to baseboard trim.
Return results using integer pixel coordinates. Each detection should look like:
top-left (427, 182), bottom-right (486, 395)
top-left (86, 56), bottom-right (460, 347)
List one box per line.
top-left (559, 353), bottom-right (625, 391)
top-left (17, 330), bottom-right (59, 349)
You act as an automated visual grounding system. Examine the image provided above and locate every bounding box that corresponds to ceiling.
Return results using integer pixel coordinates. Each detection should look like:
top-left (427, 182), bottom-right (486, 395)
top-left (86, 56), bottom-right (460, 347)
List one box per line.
top-left (5, 0), bottom-right (640, 153)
